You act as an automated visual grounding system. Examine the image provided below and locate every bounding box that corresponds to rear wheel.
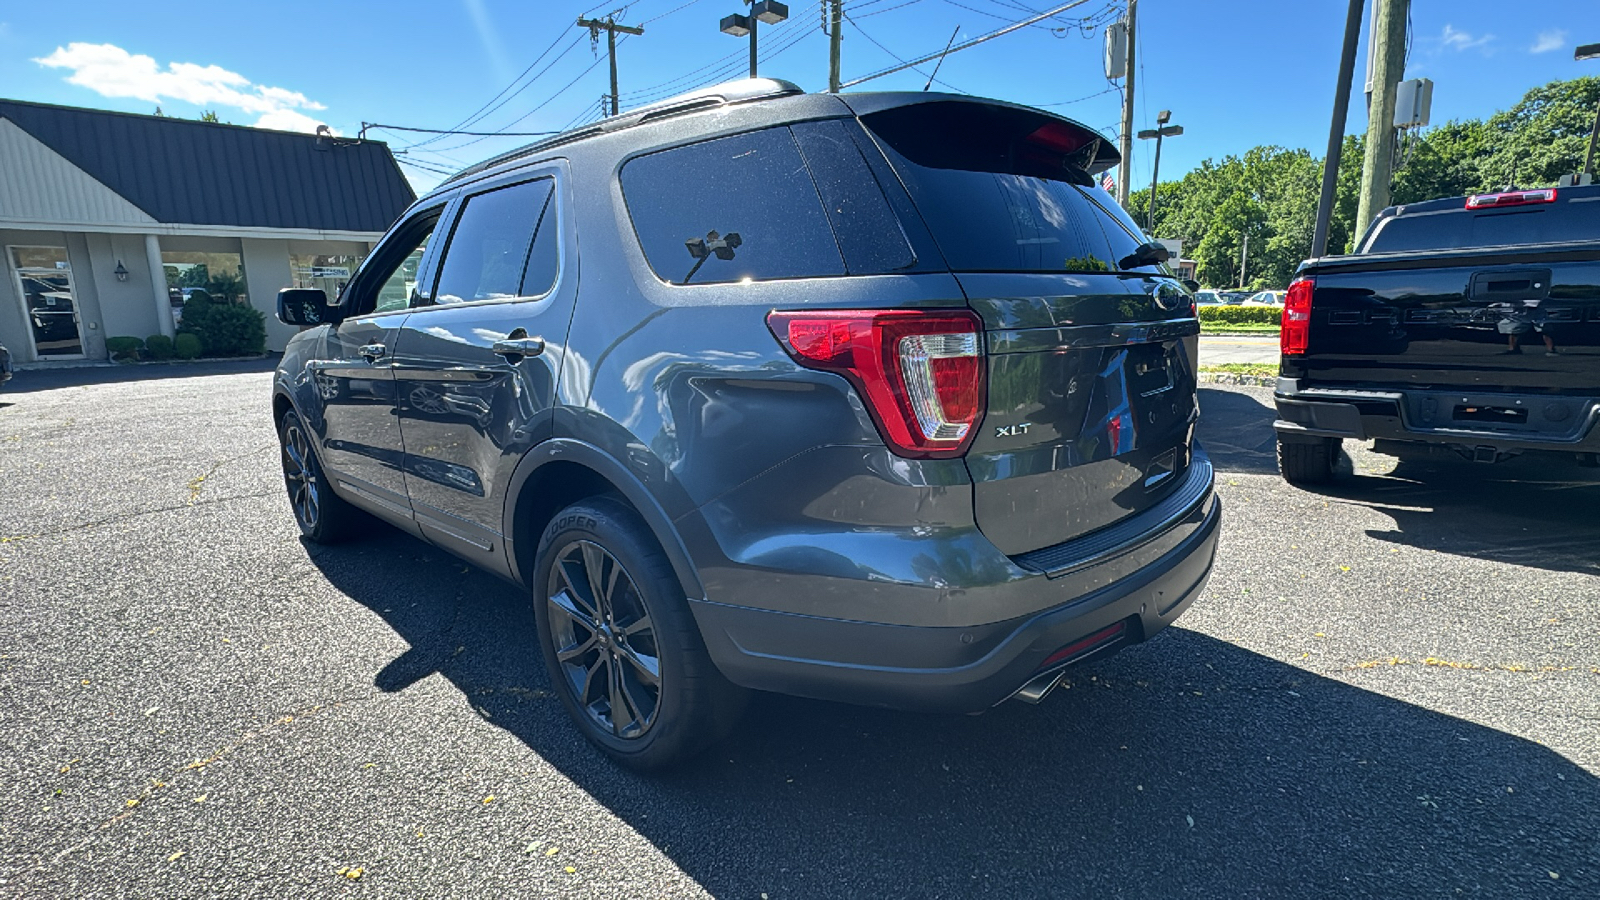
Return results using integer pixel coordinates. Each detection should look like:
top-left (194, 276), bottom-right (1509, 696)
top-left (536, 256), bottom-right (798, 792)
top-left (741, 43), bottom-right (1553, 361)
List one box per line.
top-left (532, 497), bottom-right (746, 770)
top-left (278, 409), bottom-right (360, 543)
top-left (1278, 436), bottom-right (1338, 486)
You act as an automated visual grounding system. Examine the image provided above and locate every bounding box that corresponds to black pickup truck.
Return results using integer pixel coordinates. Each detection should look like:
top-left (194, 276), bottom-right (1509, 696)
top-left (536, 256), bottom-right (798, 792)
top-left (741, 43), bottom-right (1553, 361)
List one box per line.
top-left (1274, 184), bottom-right (1600, 484)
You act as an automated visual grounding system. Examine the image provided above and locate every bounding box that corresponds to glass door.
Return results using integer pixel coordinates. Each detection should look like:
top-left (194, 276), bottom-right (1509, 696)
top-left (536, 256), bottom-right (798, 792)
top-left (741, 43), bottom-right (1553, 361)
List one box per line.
top-left (9, 246), bottom-right (84, 358)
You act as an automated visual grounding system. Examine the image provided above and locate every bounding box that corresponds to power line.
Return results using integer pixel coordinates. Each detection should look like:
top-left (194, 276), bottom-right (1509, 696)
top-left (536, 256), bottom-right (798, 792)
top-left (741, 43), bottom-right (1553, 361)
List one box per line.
top-left (842, 0), bottom-right (1093, 88)
top-left (844, 13), bottom-right (968, 93)
top-left (402, 30), bottom-right (574, 150)
top-left (367, 123), bottom-right (561, 138)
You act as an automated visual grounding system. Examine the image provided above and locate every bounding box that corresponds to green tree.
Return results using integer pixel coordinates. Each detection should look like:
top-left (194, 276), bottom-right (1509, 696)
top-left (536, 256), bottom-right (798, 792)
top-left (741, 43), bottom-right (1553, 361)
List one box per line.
top-left (1479, 76), bottom-right (1600, 189)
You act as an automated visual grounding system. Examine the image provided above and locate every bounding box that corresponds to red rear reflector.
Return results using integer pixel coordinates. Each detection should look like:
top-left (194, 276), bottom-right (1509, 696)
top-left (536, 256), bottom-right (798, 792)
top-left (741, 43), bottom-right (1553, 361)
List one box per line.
top-left (767, 309), bottom-right (986, 459)
top-left (1281, 276), bottom-right (1314, 356)
top-left (1465, 189), bottom-right (1556, 209)
top-left (1039, 621), bottom-right (1127, 670)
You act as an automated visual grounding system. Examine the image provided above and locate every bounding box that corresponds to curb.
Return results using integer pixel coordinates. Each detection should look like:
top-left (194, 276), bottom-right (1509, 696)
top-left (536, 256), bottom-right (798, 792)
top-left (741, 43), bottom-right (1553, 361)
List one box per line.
top-left (1198, 372), bottom-right (1276, 388)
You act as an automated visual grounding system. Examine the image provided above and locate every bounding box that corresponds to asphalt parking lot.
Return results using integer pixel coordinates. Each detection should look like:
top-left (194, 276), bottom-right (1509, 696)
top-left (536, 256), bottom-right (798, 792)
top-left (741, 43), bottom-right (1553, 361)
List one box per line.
top-left (1, 364), bottom-right (1597, 899)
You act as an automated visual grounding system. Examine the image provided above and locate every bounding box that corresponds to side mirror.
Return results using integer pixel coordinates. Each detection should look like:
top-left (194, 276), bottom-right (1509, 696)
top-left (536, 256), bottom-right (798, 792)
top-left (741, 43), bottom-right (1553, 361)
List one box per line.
top-left (277, 288), bottom-right (337, 326)
top-left (1182, 279), bottom-right (1201, 293)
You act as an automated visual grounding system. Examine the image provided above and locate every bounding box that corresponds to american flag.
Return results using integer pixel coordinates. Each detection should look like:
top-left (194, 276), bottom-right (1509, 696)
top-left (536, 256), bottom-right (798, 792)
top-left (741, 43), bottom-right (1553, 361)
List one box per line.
top-left (1100, 171), bottom-right (1115, 193)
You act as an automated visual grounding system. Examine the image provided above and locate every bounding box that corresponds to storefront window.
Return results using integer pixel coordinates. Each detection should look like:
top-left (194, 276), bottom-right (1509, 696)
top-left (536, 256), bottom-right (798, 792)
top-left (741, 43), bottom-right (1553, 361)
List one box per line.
top-left (290, 253), bottom-right (365, 300)
top-left (161, 251), bottom-right (248, 321)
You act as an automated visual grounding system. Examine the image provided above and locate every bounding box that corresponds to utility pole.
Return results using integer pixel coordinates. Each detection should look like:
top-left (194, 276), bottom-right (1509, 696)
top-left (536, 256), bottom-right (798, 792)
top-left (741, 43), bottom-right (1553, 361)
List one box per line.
top-left (1312, 0), bottom-right (1365, 257)
top-left (1116, 0), bottom-right (1136, 207)
top-left (828, 0), bottom-right (843, 92)
top-left (577, 15), bottom-right (645, 116)
top-left (1355, 0), bottom-right (1407, 235)
top-left (1239, 232), bottom-right (1249, 289)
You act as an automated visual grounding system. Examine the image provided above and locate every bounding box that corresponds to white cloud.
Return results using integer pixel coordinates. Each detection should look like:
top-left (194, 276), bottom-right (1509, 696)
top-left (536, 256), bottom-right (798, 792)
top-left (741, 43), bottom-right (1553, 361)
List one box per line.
top-left (1530, 30), bottom-right (1566, 54)
top-left (1438, 25), bottom-right (1494, 53)
top-left (34, 42), bottom-right (329, 132)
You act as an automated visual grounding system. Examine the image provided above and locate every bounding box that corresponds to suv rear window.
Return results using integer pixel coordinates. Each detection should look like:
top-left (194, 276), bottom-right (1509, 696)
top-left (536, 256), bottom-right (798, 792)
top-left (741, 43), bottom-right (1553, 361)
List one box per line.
top-left (860, 102), bottom-right (1155, 275)
top-left (1363, 203), bottom-right (1600, 253)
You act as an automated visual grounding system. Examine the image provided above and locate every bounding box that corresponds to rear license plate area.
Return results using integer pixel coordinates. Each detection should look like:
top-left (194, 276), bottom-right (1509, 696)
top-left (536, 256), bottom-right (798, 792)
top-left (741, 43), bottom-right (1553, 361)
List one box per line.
top-left (1453, 404), bottom-right (1528, 425)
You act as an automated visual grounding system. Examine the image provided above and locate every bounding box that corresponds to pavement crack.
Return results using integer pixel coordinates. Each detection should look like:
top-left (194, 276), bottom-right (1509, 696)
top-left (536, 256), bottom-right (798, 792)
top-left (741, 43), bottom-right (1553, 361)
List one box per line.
top-left (2, 490), bottom-right (279, 543)
top-left (187, 444), bottom-right (277, 505)
top-left (26, 692), bottom-right (374, 881)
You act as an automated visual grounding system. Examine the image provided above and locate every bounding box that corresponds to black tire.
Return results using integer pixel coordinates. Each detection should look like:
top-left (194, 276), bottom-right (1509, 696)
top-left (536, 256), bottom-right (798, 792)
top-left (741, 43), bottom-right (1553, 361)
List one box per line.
top-left (532, 497), bottom-right (747, 770)
top-left (278, 409), bottom-right (361, 543)
top-left (1278, 436), bottom-right (1338, 486)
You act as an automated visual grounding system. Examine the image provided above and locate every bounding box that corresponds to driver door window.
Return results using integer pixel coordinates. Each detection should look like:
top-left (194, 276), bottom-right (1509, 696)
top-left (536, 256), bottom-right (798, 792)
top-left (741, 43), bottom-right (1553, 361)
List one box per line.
top-left (348, 210), bottom-right (440, 316)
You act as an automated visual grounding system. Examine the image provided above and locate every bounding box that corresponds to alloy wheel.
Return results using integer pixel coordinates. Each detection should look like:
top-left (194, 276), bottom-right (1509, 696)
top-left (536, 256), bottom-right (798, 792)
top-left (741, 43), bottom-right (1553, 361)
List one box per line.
top-left (546, 540), bottom-right (662, 739)
top-left (281, 420), bottom-right (321, 531)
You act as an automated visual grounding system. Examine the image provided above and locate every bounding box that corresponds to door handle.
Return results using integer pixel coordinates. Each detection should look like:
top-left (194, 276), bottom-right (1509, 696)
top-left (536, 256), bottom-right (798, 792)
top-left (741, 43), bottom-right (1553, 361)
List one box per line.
top-left (492, 336), bottom-right (545, 359)
top-left (360, 343), bottom-right (387, 361)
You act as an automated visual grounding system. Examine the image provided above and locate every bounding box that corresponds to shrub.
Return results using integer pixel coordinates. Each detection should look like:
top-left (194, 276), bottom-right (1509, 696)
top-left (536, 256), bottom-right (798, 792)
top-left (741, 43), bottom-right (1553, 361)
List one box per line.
top-left (177, 295), bottom-right (266, 357)
top-left (1197, 305), bottom-right (1282, 326)
top-left (173, 332), bottom-right (203, 360)
top-left (105, 336), bottom-right (144, 361)
top-left (145, 334), bottom-right (175, 360)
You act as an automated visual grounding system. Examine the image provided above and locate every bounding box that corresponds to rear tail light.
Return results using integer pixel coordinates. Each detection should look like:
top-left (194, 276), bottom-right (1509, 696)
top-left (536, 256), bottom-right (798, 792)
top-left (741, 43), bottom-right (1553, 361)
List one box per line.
top-left (1281, 276), bottom-right (1314, 356)
top-left (1465, 189), bottom-right (1556, 209)
top-left (767, 309), bottom-right (986, 459)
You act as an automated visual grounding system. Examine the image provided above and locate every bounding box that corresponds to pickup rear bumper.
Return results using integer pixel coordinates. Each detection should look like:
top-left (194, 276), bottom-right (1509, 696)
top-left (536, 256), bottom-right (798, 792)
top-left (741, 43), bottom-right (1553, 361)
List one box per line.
top-left (1273, 377), bottom-right (1600, 454)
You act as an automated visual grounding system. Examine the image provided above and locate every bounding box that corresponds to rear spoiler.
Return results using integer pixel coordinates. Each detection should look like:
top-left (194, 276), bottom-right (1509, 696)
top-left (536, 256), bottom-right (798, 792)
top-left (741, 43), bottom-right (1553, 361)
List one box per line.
top-left (839, 92), bottom-right (1120, 176)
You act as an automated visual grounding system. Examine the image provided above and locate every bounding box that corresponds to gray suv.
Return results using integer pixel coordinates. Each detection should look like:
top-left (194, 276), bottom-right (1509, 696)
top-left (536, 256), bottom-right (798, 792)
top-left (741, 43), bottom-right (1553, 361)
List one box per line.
top-left (272, 79), bottom-right (1221, 768)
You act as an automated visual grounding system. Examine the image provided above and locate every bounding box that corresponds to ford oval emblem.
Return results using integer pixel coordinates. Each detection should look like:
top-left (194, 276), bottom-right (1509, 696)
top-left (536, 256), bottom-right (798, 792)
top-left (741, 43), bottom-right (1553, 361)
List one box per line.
top-left (1152, 282), bottom-right (1185, 312)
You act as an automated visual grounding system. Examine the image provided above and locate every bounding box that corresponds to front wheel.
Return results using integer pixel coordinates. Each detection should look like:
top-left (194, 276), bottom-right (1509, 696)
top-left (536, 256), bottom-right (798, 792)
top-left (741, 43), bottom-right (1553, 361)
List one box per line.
top-left (1278, 435), bottom-right (1338, 486)
top-left (278, 409), bottom-right (360, 543)
top-left (532, 498), bottom-right (746, 770)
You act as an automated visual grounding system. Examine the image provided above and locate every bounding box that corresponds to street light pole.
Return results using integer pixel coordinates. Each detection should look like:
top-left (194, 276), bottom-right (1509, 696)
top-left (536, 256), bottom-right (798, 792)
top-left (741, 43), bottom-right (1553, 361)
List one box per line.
top-left (721, 1), bottom-right (788, 78)
top-left (1136, 111), bottom-right (1182, 234)
top-left (1577, 43), bottom-right (1600, 178)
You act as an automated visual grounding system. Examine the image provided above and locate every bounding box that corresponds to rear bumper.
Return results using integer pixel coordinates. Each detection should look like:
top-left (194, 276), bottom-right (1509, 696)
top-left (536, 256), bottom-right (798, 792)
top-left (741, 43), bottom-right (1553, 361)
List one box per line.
top-left (1273, 379), bottom-right (1600, 453)
top-left (689, 478), bottom-right (1220, 713)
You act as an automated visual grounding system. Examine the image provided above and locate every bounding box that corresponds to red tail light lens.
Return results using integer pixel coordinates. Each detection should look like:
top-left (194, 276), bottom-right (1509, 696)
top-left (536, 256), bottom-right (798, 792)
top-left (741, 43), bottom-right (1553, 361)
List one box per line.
top-left (1282, 277), bottom-right (1314, 356)
top-left (767, 309), bottom-right (986, 459)
top-left (1465, 189), bottom-right (1556, 209)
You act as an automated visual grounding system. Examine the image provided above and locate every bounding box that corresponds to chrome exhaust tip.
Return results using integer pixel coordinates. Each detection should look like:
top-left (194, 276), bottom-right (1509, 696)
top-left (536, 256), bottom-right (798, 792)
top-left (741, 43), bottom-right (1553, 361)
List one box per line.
top-left (1011, 669), bottom-right (1066, 704)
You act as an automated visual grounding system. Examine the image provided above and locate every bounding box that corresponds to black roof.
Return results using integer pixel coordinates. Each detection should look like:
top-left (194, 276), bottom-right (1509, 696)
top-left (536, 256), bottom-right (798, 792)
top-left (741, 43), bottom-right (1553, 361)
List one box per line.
top-left (0, 98), bottom-right (415, 233)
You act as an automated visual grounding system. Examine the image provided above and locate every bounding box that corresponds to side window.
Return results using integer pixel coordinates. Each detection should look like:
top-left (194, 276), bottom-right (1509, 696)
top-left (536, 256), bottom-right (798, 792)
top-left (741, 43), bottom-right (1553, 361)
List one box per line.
top-left (620, 127), bottom-right (845, 285)
top-left (348, 209), bottom-right (439, 316)
top-left (434, 179), bottom-right (554, 305)
top-left (375, 234), bottom-right (432, 313)
top-left (519, 188), bottom-right (559, 297)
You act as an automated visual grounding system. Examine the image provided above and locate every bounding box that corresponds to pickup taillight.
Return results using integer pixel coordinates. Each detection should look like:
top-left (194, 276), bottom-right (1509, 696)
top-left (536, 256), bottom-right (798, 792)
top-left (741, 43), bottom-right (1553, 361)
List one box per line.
top-left (767, 309), bottom-right (985, 459)
top-left (1281, 277), bottom-right (1314, 356)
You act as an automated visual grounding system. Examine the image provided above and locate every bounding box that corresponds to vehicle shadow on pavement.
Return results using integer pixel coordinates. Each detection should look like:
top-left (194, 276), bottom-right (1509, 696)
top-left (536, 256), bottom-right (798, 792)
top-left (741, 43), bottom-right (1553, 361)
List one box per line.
top-left (305, 533), bottom-right (1600, 899)
top-left (1195, 387), bottom-right (1281, 476)
top-left (1305, 453), bottom-right (1600, 577)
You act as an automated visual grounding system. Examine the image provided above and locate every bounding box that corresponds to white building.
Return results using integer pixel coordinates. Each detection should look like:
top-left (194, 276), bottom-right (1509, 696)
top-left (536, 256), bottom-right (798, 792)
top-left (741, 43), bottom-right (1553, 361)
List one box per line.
top-left (0, 98), bottom-right (415, 362)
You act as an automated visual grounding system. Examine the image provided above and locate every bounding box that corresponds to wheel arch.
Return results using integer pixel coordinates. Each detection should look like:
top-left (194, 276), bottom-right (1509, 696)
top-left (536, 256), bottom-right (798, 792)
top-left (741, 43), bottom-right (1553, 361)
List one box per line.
top-left (503, 439), bottom-right (706, 601)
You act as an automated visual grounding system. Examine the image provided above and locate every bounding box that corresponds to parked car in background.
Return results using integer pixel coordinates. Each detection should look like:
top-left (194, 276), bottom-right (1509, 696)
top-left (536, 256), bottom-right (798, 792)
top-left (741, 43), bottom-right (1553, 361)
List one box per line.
top-left (1220, 290), bottom-right (1251, 304)
top-left (271, 80), bottom-right (1221, 769)
top-left (1243, 290), bottom-right (1285, 306)
top-left (1275, 184), bottom-right (1600, 484)
top-left (0, 340), bottom-right (11, 388)
top-left (1194, 290), bottom-right (1228, 306)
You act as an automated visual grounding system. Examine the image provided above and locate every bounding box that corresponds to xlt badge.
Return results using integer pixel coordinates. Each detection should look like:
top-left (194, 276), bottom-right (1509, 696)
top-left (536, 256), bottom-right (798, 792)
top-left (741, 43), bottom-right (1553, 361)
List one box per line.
top-left (995, 422), bottom-right (1032, 438)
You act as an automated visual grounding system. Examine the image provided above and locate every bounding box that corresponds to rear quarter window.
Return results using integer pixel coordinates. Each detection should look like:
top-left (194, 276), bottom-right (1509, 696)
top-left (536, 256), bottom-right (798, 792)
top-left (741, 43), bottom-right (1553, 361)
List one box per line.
top-left (621, 127), bottom-right (847, 285)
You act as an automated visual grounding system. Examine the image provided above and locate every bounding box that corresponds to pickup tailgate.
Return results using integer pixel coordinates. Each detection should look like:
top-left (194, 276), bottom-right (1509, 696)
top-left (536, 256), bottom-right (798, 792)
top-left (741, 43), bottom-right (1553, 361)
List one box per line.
top-left (1297, 249), bottom-right (1600, 394)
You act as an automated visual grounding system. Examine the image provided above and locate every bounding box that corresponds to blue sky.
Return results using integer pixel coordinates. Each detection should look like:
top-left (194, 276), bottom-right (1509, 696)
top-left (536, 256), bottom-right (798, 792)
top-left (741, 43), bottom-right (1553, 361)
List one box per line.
top-left (2, 1), bottom-right (1594, 194)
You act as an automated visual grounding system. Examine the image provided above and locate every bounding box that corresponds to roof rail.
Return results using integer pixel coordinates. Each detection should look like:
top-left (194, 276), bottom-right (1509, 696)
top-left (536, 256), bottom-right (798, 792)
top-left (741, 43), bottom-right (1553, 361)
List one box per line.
top-left (440, 77), bottom-right (803, 188)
